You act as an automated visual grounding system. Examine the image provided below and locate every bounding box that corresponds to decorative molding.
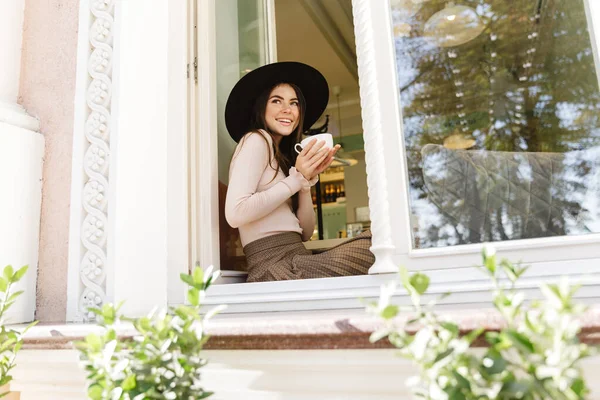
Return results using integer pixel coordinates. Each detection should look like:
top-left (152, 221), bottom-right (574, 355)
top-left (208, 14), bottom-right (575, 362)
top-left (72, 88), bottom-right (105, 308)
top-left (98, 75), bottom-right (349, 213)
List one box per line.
top-left (352, 0), bottom-right (398, 274)
top-left (78, 0), bottom-right (114, 320)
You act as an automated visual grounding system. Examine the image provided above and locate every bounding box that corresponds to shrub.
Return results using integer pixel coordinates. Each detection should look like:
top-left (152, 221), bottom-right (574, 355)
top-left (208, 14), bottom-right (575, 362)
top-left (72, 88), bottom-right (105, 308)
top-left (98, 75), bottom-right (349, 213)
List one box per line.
top-left (367, 246), bottom-right (596, 400)
top-left (76, 266), bottom-right (224, 400)
top-left (0, 265), bottom-right (35, 396)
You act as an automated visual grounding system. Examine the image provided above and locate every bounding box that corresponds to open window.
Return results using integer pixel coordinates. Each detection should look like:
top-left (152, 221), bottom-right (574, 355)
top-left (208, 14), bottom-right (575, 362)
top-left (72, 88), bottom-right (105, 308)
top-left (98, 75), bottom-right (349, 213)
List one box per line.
top-left (189, 0), bottom-right (600, 312)
top-left (212, 0), bottom-right (370, 279)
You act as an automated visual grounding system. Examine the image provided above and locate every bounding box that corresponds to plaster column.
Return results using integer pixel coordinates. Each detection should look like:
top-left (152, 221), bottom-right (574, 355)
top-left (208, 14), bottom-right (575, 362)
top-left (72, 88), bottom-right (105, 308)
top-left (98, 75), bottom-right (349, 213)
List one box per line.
top-left (67, 0), bottom-right (171, 321)
top-left (0, 0), bottom-right (45, 322)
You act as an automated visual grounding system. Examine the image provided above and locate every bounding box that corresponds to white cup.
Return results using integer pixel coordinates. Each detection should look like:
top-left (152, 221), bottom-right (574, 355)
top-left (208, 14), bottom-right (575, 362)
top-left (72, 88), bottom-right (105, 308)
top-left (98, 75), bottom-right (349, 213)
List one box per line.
top-left (294, 133), bottom-right (334, 154)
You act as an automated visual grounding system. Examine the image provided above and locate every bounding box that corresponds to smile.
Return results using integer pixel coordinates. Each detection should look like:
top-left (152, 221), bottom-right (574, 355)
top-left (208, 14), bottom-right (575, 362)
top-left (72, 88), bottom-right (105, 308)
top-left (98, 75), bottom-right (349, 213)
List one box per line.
top-left (277, 119), bottom-right (293, 126)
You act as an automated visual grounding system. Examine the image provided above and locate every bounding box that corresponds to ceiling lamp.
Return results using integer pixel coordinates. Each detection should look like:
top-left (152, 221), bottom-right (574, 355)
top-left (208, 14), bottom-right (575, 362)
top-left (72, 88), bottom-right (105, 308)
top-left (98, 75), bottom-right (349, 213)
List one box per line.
top-left (424, 2), bottom-right (485, 47)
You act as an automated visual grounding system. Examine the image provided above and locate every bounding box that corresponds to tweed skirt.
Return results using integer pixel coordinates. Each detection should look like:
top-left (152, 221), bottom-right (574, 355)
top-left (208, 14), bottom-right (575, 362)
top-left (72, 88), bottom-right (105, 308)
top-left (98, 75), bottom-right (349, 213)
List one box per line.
top-left (243, 230), bottom-right (374, 282)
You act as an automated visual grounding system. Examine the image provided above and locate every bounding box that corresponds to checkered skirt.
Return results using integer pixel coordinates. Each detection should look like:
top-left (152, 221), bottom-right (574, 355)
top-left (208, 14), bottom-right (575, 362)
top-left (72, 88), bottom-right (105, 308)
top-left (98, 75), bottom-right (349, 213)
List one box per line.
top-left (243, 230), bottom-right (374, 282)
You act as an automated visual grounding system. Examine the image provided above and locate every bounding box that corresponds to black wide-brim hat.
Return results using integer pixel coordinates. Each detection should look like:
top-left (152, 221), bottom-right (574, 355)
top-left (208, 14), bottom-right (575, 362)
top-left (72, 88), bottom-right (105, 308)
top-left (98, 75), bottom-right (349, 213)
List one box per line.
top-left (225, 61), bottom-right (329, 143)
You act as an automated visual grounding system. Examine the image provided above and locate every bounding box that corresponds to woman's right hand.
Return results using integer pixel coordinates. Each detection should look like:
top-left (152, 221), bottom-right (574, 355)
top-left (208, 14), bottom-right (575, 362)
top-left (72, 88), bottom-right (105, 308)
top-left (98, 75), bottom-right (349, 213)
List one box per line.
top-left (295, 139), bottom-right (329, 180)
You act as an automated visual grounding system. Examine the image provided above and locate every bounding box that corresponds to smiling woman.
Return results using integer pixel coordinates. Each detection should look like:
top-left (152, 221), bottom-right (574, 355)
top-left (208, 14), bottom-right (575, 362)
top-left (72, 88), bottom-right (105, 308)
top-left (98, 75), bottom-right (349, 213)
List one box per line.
top-left (222, 62), bottom-right (373, 282)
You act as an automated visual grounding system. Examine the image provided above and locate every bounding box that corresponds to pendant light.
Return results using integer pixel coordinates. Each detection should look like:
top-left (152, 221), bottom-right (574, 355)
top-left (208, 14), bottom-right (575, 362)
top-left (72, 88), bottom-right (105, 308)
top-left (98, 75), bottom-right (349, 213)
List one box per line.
top-left (424, 2), bottom-right (485, 47)
top-left (330, 86), bottom-right (358, 168)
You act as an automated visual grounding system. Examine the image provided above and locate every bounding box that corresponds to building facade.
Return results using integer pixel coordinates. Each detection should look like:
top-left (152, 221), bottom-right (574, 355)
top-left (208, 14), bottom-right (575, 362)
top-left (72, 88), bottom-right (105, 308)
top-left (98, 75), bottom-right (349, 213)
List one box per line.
top-left (1, 0), bottom-right (600, 398)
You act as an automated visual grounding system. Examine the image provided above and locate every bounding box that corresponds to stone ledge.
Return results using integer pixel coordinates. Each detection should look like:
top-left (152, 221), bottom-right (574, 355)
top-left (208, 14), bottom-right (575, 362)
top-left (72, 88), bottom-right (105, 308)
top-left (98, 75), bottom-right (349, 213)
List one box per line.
top-left (17, 306), bottom-right (600, 350)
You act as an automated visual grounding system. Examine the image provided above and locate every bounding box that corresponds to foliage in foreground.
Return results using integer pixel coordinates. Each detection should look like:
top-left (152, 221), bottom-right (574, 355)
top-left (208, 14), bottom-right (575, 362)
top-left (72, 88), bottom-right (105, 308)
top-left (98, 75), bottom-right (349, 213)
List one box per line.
top-left (368, 246), bottom-right (596, 400)
top-left (76, 266), bottom-right (225, 400)
top-left (0, 265), bottom-right (34, 396)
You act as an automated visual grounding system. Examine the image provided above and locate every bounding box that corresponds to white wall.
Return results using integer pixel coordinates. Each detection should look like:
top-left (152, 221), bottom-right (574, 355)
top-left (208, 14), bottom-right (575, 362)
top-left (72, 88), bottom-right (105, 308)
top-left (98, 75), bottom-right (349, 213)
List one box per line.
top-left (0, 125), bottom-right (44, 323)
top-left (11, 348), bottom-right (600, 399)
top-left (344, 151), bottom-right (369, 223)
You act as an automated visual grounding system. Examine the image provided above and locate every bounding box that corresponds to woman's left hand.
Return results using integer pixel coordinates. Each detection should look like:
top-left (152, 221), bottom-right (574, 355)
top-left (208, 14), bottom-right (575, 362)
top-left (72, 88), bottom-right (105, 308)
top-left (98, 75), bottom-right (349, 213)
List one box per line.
top-left (309, 144), bottom-right (341, 180)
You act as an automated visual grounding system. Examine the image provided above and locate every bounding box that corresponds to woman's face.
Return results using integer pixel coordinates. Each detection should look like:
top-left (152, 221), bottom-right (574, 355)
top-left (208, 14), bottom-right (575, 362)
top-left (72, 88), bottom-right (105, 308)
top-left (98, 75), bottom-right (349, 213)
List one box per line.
top-left (264, 84), bottom-right (301, 140)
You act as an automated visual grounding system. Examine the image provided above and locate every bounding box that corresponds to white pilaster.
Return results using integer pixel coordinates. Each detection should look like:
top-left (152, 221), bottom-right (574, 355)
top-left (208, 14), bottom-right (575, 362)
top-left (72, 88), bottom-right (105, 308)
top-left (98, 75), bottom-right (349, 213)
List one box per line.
top-left (0, 0), bottom-right (44, 323)
top-left (67, 0), bottom-right (171, 320)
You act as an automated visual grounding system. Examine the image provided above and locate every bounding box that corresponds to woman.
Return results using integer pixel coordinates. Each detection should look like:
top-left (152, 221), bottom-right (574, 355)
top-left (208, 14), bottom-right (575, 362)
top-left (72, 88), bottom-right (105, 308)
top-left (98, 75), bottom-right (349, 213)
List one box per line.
top-left (225, 61), bottom-right (374, 282)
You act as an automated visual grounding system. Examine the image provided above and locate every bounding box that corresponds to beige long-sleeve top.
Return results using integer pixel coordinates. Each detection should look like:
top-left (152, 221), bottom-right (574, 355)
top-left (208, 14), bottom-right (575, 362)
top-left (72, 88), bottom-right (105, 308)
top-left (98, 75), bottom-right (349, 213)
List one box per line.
top-left (225, 130), bottom-right (317, 247)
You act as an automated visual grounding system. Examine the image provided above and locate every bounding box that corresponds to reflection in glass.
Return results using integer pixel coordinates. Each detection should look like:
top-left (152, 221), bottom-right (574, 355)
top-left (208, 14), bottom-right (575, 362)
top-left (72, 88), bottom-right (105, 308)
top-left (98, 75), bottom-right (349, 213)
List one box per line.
top-left (424, 3), bottom-right (485, 47)
top-left (391, 0), bottom-right (600, 248)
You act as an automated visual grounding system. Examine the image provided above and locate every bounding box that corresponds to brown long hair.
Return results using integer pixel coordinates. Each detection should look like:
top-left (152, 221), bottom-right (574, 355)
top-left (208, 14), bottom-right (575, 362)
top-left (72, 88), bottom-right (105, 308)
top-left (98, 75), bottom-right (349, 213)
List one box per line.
top-left (241, 82), bottom-right (306, 213)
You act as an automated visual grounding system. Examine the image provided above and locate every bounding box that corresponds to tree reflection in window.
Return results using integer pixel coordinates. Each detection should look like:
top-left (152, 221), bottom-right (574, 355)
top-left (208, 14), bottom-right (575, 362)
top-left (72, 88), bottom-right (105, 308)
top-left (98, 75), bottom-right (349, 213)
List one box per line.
top-left (392, 0), bottom-right (600, 248)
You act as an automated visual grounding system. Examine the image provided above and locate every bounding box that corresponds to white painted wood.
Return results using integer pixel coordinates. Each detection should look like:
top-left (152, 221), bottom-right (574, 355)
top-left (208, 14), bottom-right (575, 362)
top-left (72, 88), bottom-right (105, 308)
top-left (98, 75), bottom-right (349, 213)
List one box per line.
top-left (265, 0), bottom-right (278, 63)
top-left (204, 257), bottom-right (600, 314)
top-left (194, 0), bottom-right (221, 271)
top-left (352, 0), bottom-right (412, 274)
top-left (0, 125), bottom-right (44, 323)
top-left (108, 0), bottom-right (170, 317)
top-left (585, 0), bottom-right (600, 91)
top-left (188, 0), bottom-right (200, 272)
top-left (10, 349), bottom-right (600, 399)
top-left (350, 1), bottom-right (600, 272)
top-left (167, 0), bottom-right (191, 305)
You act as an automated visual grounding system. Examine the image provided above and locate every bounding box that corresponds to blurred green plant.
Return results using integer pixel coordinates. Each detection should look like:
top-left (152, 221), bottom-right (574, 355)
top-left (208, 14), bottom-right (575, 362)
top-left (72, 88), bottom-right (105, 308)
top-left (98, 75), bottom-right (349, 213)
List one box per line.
top-left (0, 265), bottom-right (35, 396)
top-left (367, 246), bottom-right (596, 400)
top-left (76, 266), bottom-right (225, 400)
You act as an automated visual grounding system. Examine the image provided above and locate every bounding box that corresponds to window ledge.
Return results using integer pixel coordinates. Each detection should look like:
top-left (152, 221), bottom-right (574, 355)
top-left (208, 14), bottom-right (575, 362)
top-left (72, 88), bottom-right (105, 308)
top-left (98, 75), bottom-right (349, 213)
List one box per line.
top-left (15, 306), bottom-right (600, 350)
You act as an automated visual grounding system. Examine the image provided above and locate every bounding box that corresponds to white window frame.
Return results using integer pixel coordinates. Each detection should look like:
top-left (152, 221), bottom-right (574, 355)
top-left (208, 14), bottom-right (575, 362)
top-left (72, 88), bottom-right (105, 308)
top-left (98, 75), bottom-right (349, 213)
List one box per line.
top-left (196, 0), bottom-right (600, 313)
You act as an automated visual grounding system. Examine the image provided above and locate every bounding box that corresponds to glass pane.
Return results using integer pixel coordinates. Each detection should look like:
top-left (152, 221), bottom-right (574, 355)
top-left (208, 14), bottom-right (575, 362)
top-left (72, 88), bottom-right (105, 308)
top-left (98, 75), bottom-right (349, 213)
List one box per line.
top-left (216, 0), bottom-right (270, 270)
top-left (216, 0), bottom-right (369, 273)
top-left (391, 0), bottom-right (600, 249)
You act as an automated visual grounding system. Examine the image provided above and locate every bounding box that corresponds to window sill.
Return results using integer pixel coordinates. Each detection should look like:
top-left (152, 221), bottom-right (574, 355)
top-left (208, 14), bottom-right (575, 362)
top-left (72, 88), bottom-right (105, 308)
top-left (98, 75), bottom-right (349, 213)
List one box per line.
top-left (15, 306), bottom-right (600, 350)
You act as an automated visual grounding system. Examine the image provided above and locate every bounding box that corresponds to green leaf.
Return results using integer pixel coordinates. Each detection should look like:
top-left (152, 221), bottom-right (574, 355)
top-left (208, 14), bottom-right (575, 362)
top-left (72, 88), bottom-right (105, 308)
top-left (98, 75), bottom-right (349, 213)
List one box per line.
top-left (399, 266), bottom-right (411, 292)
top-left (6, 291), bottom-right (24, 304)
top-left (434, 348), bottom-right (454, 364)
top-left (101, 303), bottom-right (117, 325)
top-left (180, 273), bottom-right (194, 287)
top-left (369, 328), bottom-right (391, 343)
top-left (122, 374), bottom-right (137, 391)
top-left (447, 389), bottom-right (467, 400)
top-left (500, 260), bottom-right (518, 282)
top-left (501, 381), bottom-right (530, 398)
top-left (464, 327), bottom-right (484, 345)
top-left (87, 384), bottom-right (104, 400)
top-left (0, 278), bottom-right (7, 293)
top-left (2, 266), bottom-right (13, 282)
top-left (192, 267), bottom-right (205, 285)
top-left (482, 349), bottom-right (506, 375)
top-left (85, 333), bottom-right (103, 352)
top-left (188, 288), bottom-right (200, 306)
top-left (503, 329), bottom-right (535, 354)
top-left (452, 370), bottom-right (471, 390)
top-left (440, 322), bottom-right (459, 336)
top-left (12, 266), bottom-right (28, 282)
top-left (570, 378), bottom-right (586, 397)
top-left (410, 273), bottom-right (430, 295)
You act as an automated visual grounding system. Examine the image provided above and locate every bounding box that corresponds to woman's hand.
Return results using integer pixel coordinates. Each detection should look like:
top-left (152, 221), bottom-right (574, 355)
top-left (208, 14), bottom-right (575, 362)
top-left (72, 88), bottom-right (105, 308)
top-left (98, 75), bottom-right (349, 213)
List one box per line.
top-left (295, 139), bottom-right (341, 181)
top-left (311, 144), bottom-right (341, 179)
top-left (295, 139), bottom-right (328, 180)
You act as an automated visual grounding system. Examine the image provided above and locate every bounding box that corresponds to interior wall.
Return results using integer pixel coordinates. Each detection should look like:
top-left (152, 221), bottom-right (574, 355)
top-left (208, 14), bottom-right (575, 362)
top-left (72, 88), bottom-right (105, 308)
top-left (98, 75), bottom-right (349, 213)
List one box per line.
top-left (18, 0), bottom-right (80, 322)
top-left (344, 152), bottom-right (369, 223)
